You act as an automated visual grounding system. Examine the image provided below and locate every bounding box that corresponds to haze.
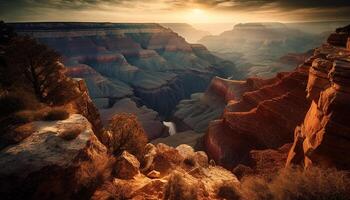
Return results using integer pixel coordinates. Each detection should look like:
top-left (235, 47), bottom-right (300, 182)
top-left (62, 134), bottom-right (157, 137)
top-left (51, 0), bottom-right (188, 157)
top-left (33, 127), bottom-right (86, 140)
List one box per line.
top-left (1, 0), bottom-right (350, 26)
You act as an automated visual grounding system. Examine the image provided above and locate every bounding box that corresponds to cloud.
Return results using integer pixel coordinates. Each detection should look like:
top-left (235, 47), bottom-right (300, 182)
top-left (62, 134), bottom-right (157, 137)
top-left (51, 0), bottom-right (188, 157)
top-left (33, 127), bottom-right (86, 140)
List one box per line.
top-left (0, 0), bottom-right (350, 22)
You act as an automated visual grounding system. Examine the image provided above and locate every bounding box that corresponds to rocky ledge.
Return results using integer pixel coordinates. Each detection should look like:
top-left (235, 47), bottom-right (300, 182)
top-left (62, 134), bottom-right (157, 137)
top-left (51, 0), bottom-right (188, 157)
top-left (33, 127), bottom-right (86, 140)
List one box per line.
top-left (0, 114), bottom-right (112, 200)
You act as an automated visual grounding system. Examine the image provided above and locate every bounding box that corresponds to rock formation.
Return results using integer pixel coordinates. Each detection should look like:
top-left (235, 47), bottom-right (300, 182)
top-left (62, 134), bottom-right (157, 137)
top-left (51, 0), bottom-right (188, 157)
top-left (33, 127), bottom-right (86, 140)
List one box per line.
top-left (287, 29), bottom-right (350, 170)
top-left (203, 47), bottom-right (311, 168)
top-left (160, 23), bottom-right (210, 43)
top-left (0, 114), bottom-right (113, 199)
top-left (199, 22), bottom-right (328, 78)
top-left (202, 25), bottom-right (350, 171)
top-left (92, 143), bottom-right (239, 200)
top-left (12, 22), bottom-right (239, 120)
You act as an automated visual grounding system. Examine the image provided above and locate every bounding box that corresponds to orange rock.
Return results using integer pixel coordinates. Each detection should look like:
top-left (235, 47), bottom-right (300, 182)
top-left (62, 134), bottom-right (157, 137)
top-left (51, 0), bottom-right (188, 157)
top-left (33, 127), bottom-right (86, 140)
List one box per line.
top-left (114, 151), bottom-right (140, 179)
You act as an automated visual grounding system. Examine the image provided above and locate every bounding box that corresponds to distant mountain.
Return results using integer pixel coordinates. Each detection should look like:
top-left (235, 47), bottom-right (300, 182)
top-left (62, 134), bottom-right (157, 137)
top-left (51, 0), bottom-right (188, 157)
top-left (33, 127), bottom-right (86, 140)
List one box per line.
top-left (199, 22), bottom-right (328, 78)
top-left (160, 23), bottom-right (210, 43)
top-left (285, 21), bottom-right (350, 34)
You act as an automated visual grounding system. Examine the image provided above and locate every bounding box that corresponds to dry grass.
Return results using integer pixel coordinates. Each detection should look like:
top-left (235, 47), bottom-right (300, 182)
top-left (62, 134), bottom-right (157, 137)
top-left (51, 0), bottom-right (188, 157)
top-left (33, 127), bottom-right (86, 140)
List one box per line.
top-left (43, 107), bottom-right (69, 121)
top-left (91, 181), bottom-right (131, 200)
top-left (240, 167), bottom-right (350, 200)
top-left (163, 172), bottom-right (198, 200)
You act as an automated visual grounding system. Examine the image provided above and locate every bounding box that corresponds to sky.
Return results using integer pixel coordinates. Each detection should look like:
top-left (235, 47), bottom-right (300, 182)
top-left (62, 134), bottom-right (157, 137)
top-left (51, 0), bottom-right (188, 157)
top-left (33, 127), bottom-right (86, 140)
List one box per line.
top-left (1, 0), bottom-right (350, 24)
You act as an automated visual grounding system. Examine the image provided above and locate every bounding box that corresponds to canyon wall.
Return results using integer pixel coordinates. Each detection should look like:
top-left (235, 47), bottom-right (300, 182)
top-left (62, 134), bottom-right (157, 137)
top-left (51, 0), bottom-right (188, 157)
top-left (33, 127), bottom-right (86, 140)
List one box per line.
top-left (12, 23), bottom-right (239, 117)
top-left (203, 25), bottom-right (350, 170)
top-left (287, 26), bottom-right (350, 170)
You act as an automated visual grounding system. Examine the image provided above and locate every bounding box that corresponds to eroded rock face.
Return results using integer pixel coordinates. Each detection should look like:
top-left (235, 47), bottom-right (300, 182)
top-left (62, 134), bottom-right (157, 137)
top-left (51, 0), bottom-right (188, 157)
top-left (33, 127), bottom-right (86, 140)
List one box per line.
top-left (204, 67), bottom-right (310, 168)
top-left (0, 114), bottom-right (112, 200)
top-left (12, 22), bottom-right (239, 119)
top-left (69, 79), bottom-right (103, 133)
top-left (287, 39), bottom-right (350, 170)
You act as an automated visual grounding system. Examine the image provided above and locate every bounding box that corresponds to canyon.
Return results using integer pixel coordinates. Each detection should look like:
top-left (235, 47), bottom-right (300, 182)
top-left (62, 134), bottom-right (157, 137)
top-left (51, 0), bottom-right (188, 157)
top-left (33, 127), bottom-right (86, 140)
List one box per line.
top-left (199, 22), bottom-right (333, 78)
top-left (199, 24), bottom-right (350, 171)
top-left (11, 22), bottom-right (240, 139)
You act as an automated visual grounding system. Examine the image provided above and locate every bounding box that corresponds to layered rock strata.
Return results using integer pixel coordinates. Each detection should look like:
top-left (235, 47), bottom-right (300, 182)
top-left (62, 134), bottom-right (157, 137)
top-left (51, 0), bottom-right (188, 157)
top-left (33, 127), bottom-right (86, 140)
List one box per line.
top-left (287, 33), bottom-right (350, 169)
top-left (12, 23), bottom-right (239, 120)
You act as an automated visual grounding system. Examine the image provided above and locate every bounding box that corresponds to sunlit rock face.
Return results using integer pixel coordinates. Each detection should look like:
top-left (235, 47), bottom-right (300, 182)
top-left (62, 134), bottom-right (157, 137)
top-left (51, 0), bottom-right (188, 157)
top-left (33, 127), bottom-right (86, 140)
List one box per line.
top-left (204, 53), bottom-right (312, 169)
top-left (92, 143), bottom-right (239, 200)
top-left (287, 28), bottom-right (350, 170)
top-left (12, 23), bottom-right (240, 119)
top-left (0, 114), bottom-right (112, 199)
top-left (199, 22), bottom-right (327, 78)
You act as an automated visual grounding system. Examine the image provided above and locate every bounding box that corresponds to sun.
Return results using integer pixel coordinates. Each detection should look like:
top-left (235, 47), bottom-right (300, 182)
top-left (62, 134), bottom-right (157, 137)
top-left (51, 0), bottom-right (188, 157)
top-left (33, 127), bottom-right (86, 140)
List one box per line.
top-left (192, 8), bottom-right (203, 15)
top-left (186, 8), bottom-right (209, 23)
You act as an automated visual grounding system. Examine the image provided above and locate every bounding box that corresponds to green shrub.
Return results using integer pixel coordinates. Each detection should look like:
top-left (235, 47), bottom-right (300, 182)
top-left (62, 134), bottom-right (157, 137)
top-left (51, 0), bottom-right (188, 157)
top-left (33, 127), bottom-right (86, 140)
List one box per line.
top-left (43, 108), bottom-right (69, 121)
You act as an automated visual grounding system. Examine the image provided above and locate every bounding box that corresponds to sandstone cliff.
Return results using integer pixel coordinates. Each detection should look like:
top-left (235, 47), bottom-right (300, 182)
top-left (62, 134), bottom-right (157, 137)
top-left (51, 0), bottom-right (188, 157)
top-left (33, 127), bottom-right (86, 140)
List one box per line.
top-left (287, 28), bottom-right (350, 170)
top-left (202, 25), bottom-right (350, 171)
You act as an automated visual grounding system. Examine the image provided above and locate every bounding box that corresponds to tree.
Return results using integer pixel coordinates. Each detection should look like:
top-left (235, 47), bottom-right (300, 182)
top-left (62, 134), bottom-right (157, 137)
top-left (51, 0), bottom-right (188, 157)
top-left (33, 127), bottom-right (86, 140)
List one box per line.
top-left (2, 35), bottom-right (79, 105)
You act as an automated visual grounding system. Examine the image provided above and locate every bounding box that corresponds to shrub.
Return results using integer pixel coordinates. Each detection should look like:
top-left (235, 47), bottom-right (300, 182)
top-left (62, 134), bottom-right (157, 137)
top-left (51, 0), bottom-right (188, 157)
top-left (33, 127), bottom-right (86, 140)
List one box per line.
top-left (43, 108), bottom-right (69, 121)
top-left (102, 113), bottom-right (148, 161)
top-left (217, 180), bottom-right (241, 200)
top-left (240, 167), bottom-right (350, 200)
top-left (163, 172), bottom-right (198, 200)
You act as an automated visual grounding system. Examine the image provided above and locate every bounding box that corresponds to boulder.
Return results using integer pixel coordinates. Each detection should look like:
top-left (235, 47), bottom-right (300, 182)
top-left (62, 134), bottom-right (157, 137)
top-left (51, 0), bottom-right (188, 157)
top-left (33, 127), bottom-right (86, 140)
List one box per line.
top-left (114, 151), bottom-right (140, 179)
top-left (0, 114), bottom-right (112, 200)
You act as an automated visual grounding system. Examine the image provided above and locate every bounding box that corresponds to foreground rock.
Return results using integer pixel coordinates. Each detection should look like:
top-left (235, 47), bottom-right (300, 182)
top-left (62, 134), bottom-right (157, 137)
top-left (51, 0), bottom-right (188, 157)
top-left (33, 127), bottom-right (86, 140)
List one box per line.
top-left (92, 143), bottom-right (239, 199)
top-left (0, 114), bottom-right (112, 200)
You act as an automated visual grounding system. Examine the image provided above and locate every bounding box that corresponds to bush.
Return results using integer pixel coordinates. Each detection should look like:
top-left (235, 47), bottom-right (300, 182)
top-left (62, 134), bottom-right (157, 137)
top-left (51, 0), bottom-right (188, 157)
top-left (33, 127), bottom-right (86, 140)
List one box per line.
top-left (217, 180), bottom-right (241, 200)
top-left (43, 108), bottom-right (69, 121)
top-left (240, 167), bottom-right (350, 200)
top-left (102, 113), bottom-right (148, 161)
top-left (163, 172), bottom-right (198, 200)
